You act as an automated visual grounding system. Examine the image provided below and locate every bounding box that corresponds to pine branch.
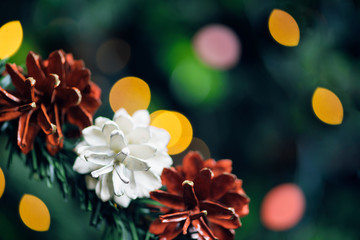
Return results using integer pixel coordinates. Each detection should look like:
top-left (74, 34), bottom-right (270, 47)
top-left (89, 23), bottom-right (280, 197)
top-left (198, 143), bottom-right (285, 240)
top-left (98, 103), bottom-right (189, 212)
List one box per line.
top-left (1, 120), bottom-right (168, 239)
top-left (0, 59), bottom-right (5, 74)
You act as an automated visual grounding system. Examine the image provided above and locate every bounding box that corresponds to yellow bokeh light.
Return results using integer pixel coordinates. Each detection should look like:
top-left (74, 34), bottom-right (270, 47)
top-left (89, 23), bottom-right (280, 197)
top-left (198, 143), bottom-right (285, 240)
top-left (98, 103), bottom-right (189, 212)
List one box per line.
top-left (151, 110), bottom-right (182, 149)
top-left (19, 194), bottom-right (51, 232)
top-left (312, 87), bottom-right (343, 125)
top-left (109, 77), bottom-right (151, 115)
top-left (0, 168), bottom-right (5, 198)
top-left (171, 112), bottom-right (193, 155)
top-left (150, 110), bottom-right (193, 155)
top-left (0, 21), bottom-right (23, 59)
top-left (268, 9), bottom-right (300, 47)
top-left (150, 110), bottom-right (167, 122)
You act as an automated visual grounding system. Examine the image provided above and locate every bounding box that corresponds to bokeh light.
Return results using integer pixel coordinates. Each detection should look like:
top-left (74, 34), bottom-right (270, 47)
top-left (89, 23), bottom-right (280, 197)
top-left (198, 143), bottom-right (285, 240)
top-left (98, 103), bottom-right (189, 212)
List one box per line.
top-left (162, 38), bottom-right (228, 108)
top-left (312, 87), bottom-right (343, 125)
top-left (0, 168), bottom-right (5, 198)
top-left (161, 38), bottom-right (193, 73)
top-left (193, 24), bottom-right (241, 70)
top-left (0, 20), bottom-right (23, 59)
top-left (109, 76), bottom-right (151, 115)
top-left (186, 137), bottom-right (211, 159)
top-left (170, 60), bottom-right (211, 105)
top-left (151, 110), bottom-right (182, 149)
top-left (170, 112), bottom-right (193, 155)
top-left (149, 109), bottom-right (167, 122)
top-left (268, 9), bottom-right (300, 47)
top-left (170, 58), bottom-right (227, 107)
top-left (171, 137), bottom-right (211, 165)
top-left (96, 38), bottom-right (131, 74)
top-left (150, 110), bottom-right (193, 155)
top-left (261, 183), bottom-right (305, 231)
top-left (19, 194), bottom-right (51, 232)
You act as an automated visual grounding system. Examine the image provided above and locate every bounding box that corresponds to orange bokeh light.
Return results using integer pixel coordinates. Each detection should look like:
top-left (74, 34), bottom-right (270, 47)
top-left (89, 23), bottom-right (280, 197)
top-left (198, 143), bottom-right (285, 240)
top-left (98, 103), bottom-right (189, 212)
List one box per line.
top-left (0, 168), bottom-right (5, 198)
top-left (312, 87), bottom-right (343, 125)
top-left (19, 194), bottom-right (51, 232)
top-left (268, 9), bottom-right (300, 47)
top-left (261, 183), bottom-right (305, 231)
top-left (109, 77), bottom-right (151, 115)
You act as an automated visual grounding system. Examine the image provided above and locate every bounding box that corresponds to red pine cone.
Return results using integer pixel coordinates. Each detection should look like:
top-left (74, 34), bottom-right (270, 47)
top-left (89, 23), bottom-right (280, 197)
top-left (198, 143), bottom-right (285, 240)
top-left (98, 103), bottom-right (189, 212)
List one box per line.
top-left (0, 50), bottom-right (101, 155)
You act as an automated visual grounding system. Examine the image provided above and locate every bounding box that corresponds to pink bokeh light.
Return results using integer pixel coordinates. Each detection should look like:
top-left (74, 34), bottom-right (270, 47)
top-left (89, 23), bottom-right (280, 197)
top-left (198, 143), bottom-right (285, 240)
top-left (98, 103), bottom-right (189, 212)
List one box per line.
top-left (261, 183), bottom-right (306, 231)
top-left (193, 24), bottom-right (241, 70)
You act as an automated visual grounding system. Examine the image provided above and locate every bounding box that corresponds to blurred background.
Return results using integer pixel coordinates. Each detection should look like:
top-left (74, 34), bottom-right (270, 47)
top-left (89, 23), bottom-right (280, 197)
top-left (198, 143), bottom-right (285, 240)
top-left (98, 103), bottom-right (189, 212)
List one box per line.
top-left (1, 0), bottom-right (360, 239)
